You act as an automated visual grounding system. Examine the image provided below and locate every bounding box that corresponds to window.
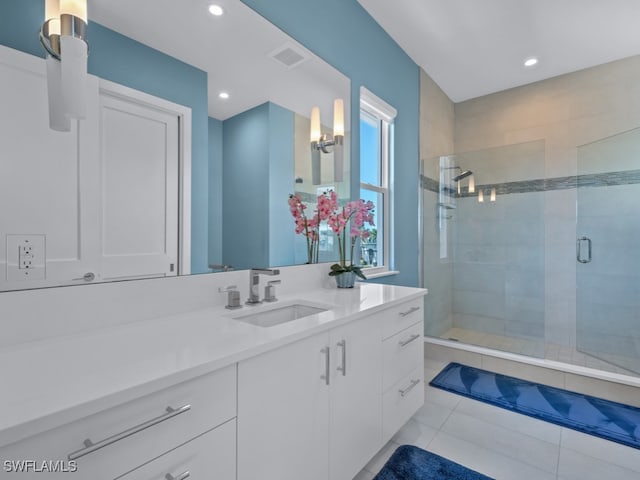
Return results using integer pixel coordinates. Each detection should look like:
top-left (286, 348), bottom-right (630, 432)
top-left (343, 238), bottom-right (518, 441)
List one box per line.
top-left (359, 87), bottom-right (396, 276)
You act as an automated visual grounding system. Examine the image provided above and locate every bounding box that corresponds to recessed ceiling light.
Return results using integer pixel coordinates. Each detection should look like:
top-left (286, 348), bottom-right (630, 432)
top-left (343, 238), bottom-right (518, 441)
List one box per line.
top-left (219, 92), bottom-right (229, 99)
top-left (208, 4), bottom-right (224, 16)
top-left (524, 57), bottom-right (538, 67)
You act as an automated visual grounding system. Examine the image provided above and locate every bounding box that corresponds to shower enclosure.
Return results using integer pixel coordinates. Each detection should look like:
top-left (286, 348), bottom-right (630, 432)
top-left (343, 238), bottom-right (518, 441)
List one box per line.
top-left (421, 132), bottom-right (640, 378)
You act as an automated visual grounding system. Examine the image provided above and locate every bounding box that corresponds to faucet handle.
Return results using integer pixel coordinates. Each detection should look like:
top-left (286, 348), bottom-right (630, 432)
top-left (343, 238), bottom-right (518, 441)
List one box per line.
top-left (264, 280), bottom-right (281, 303)
top-left (210, 264), bottom-right (233, 272)
top-left (219, 285), bottom-right (242, 310)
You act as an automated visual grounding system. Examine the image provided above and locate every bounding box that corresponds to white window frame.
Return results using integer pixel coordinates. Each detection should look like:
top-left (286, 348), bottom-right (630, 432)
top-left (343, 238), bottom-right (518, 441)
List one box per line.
top-left (359, 86), bottom-right (397, 277)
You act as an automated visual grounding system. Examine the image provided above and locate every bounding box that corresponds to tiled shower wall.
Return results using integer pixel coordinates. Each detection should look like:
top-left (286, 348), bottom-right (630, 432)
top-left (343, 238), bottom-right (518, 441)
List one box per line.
top-left (455, 55), bottom-right (640, 348)
top-left (422, 55), bottom-right (640, 350)
top-left (452, 141), bottom-right (546, 344)
top-left (420, 70), bottom-right (455, 337)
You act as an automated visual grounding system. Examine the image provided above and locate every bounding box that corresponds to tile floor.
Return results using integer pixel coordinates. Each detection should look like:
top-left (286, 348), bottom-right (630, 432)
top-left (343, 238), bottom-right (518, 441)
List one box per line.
top-left (353, 358), bottom-right (640, 480)
top-left (442, 327), bottom-right (638, 376)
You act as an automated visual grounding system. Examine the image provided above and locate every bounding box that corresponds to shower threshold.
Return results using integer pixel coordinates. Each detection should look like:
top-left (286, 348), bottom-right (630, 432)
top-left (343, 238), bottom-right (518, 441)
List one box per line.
top-left (439, 327), bottom-right (638, 378)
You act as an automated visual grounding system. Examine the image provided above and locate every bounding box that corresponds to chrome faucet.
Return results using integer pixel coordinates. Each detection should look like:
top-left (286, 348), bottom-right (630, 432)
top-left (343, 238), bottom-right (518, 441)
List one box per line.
top-left (246, 268), bottom-right (280, 305)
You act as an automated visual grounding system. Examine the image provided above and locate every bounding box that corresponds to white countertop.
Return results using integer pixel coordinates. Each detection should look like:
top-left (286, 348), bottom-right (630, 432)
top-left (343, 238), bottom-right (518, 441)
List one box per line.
top-left (0, 283), bottom-right (426, 448)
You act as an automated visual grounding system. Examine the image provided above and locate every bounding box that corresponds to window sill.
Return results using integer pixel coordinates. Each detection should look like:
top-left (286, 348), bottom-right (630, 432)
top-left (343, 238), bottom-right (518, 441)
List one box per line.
top-left (362, 269), bottom-right (400, 280)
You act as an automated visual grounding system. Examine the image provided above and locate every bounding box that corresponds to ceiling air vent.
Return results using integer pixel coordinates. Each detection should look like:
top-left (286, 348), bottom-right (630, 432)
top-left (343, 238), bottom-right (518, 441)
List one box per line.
top-left (269, 44), bottom-right (308, 69)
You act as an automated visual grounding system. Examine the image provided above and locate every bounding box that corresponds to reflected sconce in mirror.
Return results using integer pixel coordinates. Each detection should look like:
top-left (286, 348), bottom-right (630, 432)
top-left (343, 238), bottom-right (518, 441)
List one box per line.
top-left (39, 0), bottom-right (89, 132)
top-left (310, 99), bottom-right (344, 185)
top-left (467, 174), bottom-right (475, 193)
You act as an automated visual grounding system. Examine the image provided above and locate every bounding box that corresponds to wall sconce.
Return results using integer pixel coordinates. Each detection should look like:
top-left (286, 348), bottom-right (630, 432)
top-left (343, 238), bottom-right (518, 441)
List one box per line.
top-left (310, 99), bottom-right (344, 185)
top-left (40, 0), bottom-right (89, 132)
top-left (490, 187), bottom-right (496, 202)
top-left (478, 189), bottom-right (484, 203)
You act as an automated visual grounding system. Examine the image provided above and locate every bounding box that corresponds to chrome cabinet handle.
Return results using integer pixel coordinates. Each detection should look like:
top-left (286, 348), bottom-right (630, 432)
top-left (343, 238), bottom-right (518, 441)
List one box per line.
top-left (576, 236), bottom-right (592, 264)
top-left (321, 347), bottom-right (330, 385)
top-left (399, 306), bottom-right (420, 317)
top-left (399, 379), bottom-right (421, 397)
top-left (72, 272), bottom-right (95, 282)
top-left (166, 471), bottom-right (190, 480)
top-left (336, 340), bottom-right (347, 376)
top-left (67, 404), bottom-right (191, 460)
top-left (399, 334), bottom-right (421, 347)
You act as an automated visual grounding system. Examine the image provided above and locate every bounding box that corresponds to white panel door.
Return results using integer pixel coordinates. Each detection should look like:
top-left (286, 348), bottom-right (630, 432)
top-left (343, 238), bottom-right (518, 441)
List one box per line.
top-left (97, 92), bottom-right (179, 281)
top-left (0, 47), bottom-right (99, 289)
top-left (237, 332), bottom-right (330, 480)
top-left (0, 46), bottom-right (184, 289)
top-left (329, 316), bottom-right (382, 480)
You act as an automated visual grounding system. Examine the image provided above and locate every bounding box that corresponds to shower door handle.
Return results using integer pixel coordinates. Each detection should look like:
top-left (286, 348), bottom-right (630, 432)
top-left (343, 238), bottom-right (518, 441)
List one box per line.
top-left (576, 236), bottom-right (592, 264)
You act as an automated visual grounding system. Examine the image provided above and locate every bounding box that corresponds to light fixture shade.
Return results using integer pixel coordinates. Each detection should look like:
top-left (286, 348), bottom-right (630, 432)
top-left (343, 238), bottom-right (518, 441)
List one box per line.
top-left (490, 187), bottom-right (496, 202)
top-left (310, 106), bottom-right (321, 143)
top-left (46, 55), bottom-right (71, 132)
top-left (44, 0), bottom-right (60, 26)
top-left (60, 35), bottom-right (87, 119)
top-left (333, 98), bottom-right (344, 137)
top-left (468, 174), bottom-right (475, 193)
top-left (478, 190), bottom-right (484, 203)
top-left (60, 0), bottom-right (87, 23)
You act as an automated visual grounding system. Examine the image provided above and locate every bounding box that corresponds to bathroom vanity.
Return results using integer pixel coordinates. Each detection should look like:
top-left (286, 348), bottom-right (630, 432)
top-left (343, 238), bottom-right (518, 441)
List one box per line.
top-left (0, 266), bottom-right (426, 480)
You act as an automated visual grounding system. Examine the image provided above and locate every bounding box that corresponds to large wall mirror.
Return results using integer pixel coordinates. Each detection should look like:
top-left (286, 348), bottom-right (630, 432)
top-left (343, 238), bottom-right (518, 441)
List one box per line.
top-left (0, 0), bottom-right (350, 292)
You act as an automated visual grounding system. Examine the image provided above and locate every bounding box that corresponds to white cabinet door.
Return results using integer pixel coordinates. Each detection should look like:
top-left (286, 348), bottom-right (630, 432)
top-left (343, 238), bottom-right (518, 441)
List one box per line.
top-left (237, 332), bottom-right (330, 480)
top-left (329, 316), bottom-right (382, 480)
top-left (97, 91), bottom-right (179, 281)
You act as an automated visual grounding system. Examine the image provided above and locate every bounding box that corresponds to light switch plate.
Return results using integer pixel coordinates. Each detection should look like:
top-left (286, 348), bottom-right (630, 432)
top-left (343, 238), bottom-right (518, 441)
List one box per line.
top-left (6, 234), bottom-right (46, 281)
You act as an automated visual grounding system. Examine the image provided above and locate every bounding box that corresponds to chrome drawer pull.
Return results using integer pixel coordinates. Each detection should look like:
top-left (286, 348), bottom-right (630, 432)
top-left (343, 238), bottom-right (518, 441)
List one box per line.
top-left (67, 404), bottom-right (191, 461)
top-left (399, 306), bottom-right (420, 317)
top-left (337, 340), bottom-right (347, 376)
top-left (166, 471), bottom-right (190, 480)
top-left (399, 379), bottom-right (421, 397)
top-left (398, 334), bottom-right (421, 347)
top-left (321, 347), bottom-right (330, 385)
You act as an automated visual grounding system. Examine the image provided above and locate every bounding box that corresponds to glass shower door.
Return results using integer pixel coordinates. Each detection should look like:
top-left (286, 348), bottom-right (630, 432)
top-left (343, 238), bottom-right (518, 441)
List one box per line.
top-left (576, 128), bottom-right (640, 374)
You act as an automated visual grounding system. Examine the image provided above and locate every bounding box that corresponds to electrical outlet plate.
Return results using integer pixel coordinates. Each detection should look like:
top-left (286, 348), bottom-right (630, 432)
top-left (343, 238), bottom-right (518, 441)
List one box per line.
top-left (6, 234), bottom-right (46, 281)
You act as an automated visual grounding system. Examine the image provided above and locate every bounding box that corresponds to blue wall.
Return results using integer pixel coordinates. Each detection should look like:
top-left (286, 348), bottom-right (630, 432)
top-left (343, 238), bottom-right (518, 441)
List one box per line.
top-left (267, 103), bottom-right (295, 267)
top-left (0, 0), bottom-right (210, 274)
top-left (241, 0), bottom-right (421, 287)
top-left (209, 118), bottom-right (223, 266)
top-left (222, 102), bottom-right (294, 270)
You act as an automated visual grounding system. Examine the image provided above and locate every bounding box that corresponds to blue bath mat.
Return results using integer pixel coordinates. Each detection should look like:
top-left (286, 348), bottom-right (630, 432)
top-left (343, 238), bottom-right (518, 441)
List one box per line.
top-left (430, 362), bottom-right (640, 450)
top-left (374, 445), bottom-right (493, 480)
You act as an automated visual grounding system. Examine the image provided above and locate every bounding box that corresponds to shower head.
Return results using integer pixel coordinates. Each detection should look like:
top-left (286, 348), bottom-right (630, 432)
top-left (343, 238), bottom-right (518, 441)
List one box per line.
top-left (452, 170), bottom-right (473, 182)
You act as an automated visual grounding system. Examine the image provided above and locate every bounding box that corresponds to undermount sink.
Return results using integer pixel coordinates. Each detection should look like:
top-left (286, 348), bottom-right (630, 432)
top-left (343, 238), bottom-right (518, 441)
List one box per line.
top-left (232, 302), bottom-right (329, 328)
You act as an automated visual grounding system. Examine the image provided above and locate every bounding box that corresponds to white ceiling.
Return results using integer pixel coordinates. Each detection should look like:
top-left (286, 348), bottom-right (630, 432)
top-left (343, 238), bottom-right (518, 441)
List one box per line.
top-left (89, 0), bottom-right (350, 124)
top-left (358, 0), bottom-right (640, 102)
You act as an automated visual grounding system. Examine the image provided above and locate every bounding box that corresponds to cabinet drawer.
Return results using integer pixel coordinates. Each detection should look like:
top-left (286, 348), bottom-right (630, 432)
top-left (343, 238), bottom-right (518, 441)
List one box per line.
top-left (382, 367), bottom-right (424, 442)
top-left (120, 419), bottom-right (236, 480)
top-left (383, 322), bottom-right (423, 391)
top-left (381, 299), bottom-right (423, 340)
top-left (1, 365), bottom-right (236, 480)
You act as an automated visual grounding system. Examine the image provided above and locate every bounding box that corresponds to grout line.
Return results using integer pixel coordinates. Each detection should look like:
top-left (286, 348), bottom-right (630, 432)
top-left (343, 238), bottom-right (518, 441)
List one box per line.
top-left (556, 428), bottom-right (564, 479)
